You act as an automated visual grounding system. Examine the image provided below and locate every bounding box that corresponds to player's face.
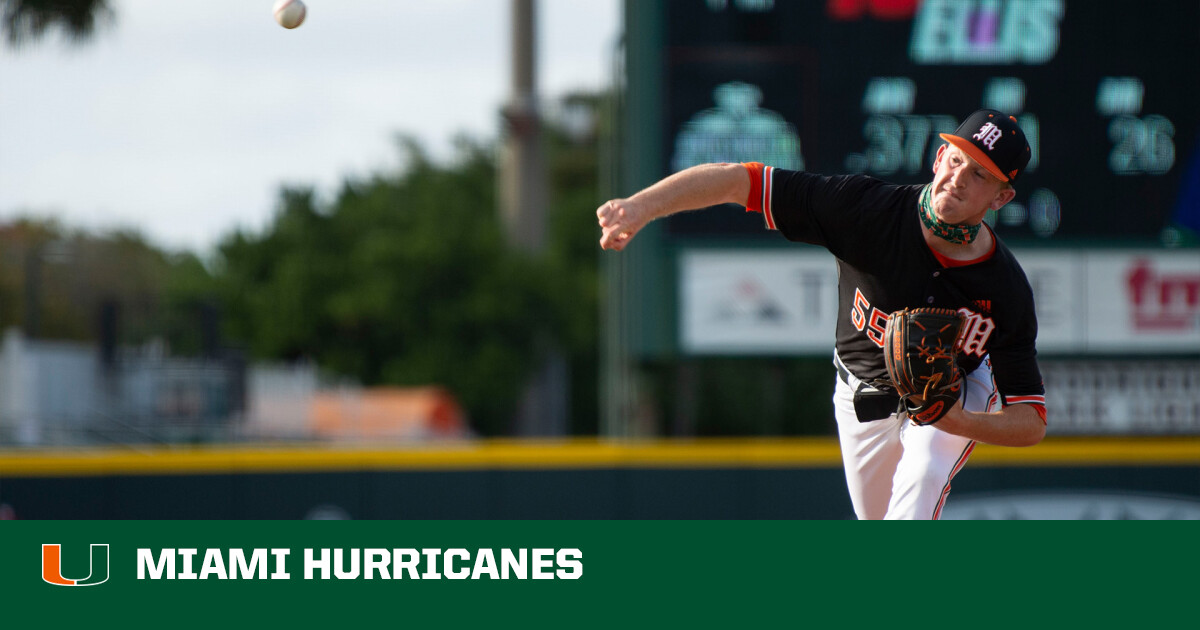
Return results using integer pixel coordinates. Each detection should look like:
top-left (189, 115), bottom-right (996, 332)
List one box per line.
top-left (930, 144), bottom-right (1015, 226)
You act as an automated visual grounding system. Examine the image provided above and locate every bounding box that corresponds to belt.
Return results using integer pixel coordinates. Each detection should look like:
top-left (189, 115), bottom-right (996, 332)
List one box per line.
top-left (834, 353), bottom-right (857, 386)
top-left (836, 354), bottom-right (900, 422)
top-left (836, 359), bottom-right (852, 385)
top-left (835, 354), bottom-right (891, 392)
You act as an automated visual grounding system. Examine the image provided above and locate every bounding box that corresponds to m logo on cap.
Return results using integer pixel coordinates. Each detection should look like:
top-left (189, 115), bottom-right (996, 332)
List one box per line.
top-left (939, 109), bottom-right (1031, 183)
top-left (973, 123), bottom-right (1002, 150)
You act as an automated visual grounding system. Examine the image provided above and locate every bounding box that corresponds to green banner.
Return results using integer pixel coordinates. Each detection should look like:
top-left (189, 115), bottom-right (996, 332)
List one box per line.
top-left (0, 521), bottom-right (1193, 626)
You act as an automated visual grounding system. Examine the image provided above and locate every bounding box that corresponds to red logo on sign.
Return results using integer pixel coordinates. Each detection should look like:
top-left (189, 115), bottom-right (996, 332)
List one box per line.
top-left (827, 0), bottom-right (920, 20)
top-left (1126, 259), bottom-right (1200, 331)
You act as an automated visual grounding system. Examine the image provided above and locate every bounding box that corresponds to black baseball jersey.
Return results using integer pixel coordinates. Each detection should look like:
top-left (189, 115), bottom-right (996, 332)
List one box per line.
top-left (743, 163), bottom-right (1046, 411)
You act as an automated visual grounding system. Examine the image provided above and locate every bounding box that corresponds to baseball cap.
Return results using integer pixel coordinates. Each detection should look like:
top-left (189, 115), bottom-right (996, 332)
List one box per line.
top-left (939, 109), bottom-right (1031, 182)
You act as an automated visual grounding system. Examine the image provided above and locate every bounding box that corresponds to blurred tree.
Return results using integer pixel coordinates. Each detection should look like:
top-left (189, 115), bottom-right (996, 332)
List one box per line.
top-left (542, 91), bottom-right (609, 434)
top-left (159, 251), bottom-right (223, 357)
top-left (210, 96), bottom-right (612, 437)
top-left (0, 219), bottom-right (209, 352)
top-left (213, 136), bottom-right (578, 436)
top-left (1, 0), bottom-right (114, 46)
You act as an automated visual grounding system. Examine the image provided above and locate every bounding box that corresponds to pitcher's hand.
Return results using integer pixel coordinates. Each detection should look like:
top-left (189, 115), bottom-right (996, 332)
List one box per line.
top-left (597, 198), bottom-right (651, 251)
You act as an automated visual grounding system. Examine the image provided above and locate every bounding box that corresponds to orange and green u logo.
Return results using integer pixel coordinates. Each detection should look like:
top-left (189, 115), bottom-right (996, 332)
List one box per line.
top-left (42, 543), bottom-right (110, 586)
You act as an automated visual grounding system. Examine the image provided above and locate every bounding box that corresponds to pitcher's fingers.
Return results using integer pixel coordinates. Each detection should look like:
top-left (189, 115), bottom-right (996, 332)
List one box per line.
top-left (599, 227), bottom-right (616, 250)
top-left (600, 227), bottom-right (627, 251)
top-left (596, 200), bottom-right (618, 221)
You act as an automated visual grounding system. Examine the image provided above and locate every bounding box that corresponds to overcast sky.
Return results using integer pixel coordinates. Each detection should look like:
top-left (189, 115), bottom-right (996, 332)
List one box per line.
top-left (0, 0), bottom-right (621, 255)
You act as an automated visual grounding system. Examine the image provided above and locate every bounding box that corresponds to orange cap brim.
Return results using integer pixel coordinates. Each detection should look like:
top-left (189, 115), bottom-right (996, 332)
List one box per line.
top-left (939, 133), bottom-right (1009, 182)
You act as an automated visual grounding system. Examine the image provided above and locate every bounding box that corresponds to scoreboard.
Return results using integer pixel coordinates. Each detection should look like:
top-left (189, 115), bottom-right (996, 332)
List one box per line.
top-left (655, 0), bottom-right (1200, 246)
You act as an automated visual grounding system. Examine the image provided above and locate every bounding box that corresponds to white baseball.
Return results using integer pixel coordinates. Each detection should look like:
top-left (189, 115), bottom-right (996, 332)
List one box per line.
top-left (273, 0), bottom-right (306, 29)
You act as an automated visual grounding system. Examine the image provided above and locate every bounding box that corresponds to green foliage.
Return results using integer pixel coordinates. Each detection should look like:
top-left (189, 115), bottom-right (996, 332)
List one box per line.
top-left (0, 219), bottom-right (201, 346)
top-left (542, 97), bottom-right (607, 434)
top-left (212, 133), bottom-right (599, 436)
top-left (158, 251), bottom-right (222, 356)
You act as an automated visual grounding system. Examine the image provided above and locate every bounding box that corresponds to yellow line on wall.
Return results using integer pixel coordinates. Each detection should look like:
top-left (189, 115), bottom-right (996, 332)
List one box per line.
top-left (0, 438), bottom-right (839, 477)
top-left (0, 436), bottom-right (1198, 478)
top-left (969, 437), bottom-right (1200, 466)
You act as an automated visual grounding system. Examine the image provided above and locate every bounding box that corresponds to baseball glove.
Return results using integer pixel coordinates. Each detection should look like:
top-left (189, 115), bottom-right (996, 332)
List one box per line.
top-left (882, 307), bottom-right (966, 425)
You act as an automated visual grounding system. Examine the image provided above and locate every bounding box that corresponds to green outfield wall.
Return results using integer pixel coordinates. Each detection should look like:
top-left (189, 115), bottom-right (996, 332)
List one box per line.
top-left (2, 438), bottom-right (1198, 519)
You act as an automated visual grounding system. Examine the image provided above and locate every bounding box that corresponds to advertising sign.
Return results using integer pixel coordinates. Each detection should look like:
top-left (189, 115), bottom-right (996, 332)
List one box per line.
top-left (680, 248), bottom-right (1200, 354)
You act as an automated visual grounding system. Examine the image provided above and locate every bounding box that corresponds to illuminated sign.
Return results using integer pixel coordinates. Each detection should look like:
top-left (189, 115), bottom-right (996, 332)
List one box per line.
top-left (658, 0), bottom-right (1199, 246)
top-left (909, 0), bottom-right (1065, 65)
top-left (671, 82), bottom-right (805, 172)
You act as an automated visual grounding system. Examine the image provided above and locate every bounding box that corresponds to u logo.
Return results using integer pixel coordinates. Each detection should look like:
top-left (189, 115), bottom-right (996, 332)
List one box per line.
top-left (42, 543), bottom-right (110, 586)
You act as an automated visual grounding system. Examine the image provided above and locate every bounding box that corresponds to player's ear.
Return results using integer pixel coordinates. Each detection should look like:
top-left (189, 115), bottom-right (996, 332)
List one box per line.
top-left (932, 144), bottom-right (946, 174)
top-left (989, 186), bottom-right (1017, 210)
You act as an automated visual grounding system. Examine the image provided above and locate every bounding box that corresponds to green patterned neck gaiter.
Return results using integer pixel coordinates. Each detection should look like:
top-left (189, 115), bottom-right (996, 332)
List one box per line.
top-left (918, 184), bottom-right (981, 245)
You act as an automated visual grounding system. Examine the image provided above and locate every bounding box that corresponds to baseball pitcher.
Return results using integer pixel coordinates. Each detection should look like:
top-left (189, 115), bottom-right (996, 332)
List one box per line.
top-left (597, 110), bottom-right (1046, 520)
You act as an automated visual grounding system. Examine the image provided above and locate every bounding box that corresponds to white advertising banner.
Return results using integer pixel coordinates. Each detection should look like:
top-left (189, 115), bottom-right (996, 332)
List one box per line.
top-left (1016, 249), bottom-right (1200, 353)
top-left (680, 248), bottom-right (1200, 355)
top-left (679, 249), bottom-right (838, 354)
top-left (1009, 251), bottom-right (1086, 353)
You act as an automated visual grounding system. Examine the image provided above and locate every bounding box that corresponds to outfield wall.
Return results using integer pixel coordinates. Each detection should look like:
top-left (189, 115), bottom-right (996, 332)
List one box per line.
top-left (2, 438), bottom-right (1199, 519)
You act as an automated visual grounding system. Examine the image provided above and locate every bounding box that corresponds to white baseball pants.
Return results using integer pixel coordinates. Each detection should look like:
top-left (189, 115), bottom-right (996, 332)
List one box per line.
top-left (832, 354), bottom-right (998, 520)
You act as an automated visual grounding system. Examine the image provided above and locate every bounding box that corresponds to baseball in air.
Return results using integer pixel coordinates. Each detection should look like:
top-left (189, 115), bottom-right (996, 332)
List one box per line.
top-left (273, 0), bottom-right (306, 29)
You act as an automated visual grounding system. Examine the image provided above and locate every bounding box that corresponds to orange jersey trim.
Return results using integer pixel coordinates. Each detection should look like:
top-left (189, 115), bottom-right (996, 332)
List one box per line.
top-left (742, 162), bottom-right (776, 229)
top-left (1003, 398), bottom-right (1048, 425)
top-left (744, 162), bottom-right (764, 211)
